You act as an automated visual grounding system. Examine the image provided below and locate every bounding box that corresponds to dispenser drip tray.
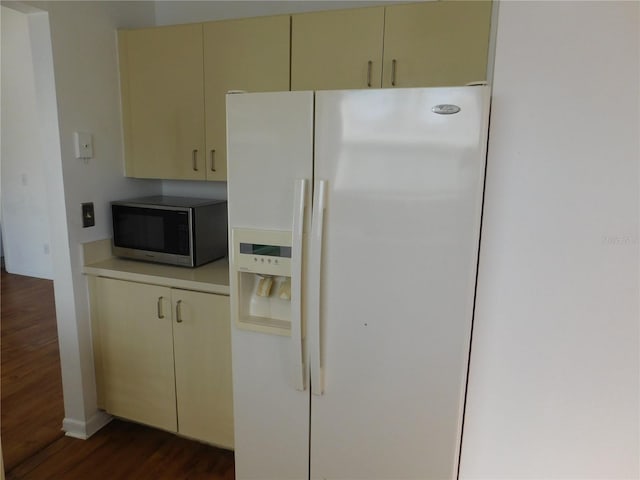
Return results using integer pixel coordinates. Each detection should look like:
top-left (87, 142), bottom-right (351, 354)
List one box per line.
top-left (238, 272), bottom-right (292, 335)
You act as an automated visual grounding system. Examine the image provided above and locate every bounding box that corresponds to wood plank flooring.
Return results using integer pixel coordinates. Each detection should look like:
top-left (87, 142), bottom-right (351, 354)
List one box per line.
top-left (7, 420), bottom-right (235, 480)
top-left (1, 269), bottom-right (235, 479)
top-left (1, 269), bottom-right (65, 471)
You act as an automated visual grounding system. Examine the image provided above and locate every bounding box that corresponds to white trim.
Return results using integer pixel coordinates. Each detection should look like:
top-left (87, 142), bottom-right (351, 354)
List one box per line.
top-left (486, 0), bottom-right (500, 88)
top-left (63, 411), bottom-right (112, 440)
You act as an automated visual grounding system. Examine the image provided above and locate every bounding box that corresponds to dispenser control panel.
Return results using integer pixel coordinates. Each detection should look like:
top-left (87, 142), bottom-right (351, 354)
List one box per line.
top-left (232, 228), bottom-right (292, 277)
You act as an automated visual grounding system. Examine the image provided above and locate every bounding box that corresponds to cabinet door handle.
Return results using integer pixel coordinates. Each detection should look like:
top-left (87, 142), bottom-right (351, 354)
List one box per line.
top-left (210, 149), bottom-right (216, 172)
top-left (176, 299), bottom-right (183, 323)
top-left (192, 149), bottom-right (199, 171)
top-left (367, 60), bottom-right (372, 87)
top-left (391, 59), bottom-right (397, 87)
top-left (157, 296), bottom-right (165, 319)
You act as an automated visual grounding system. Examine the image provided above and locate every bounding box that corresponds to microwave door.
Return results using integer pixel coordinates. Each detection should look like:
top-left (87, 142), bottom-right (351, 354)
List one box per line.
top-left (112, 205), bottom-right (191, 261)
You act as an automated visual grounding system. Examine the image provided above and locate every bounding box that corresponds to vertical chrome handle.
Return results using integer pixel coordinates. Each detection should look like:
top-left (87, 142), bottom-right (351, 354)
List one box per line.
top-left (192, 149), bottom-right (199, 171)
top-left (176, 299), bottom-right (183, 323)
top-left (367, 60), bottom-right (372, 87)
top-left (210, 149), bottom-right (216, 172)
top-left (157, 296), bottom-right (165, 319)
top-left (309, 180), bottom-right (327, 396)
top-left (391, 59), bottom-right (397, 87)
top-left (290, 179), bottom-right (308, 391)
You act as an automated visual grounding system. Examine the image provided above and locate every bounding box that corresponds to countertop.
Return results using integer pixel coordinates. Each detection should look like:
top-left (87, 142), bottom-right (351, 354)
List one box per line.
top-left (83, 256), bottom-right (230, 295)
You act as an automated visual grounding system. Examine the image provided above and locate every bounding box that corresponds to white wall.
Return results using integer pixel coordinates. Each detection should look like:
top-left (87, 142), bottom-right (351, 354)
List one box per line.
top-left (36, 1), bottom-right (160, 240)
top-left (154, 0), bottom-right (390, 26)
top-left (460, 2), bottom-right (639, 478)
top-left (1, 6), bottom-right (53, 279)
top-left (161, 180), bottom-right (227, 199)
top-left (12, 0), bottom-right (160, 438)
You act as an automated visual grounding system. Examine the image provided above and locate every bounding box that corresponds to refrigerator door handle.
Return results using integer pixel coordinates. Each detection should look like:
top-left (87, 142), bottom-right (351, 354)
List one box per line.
top-left (290, 178), bottom-right (307, 391)
top-left (309, 179), bottom-right (327, 396)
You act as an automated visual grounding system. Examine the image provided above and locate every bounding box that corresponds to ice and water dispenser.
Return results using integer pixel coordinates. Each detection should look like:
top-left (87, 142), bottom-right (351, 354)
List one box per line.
top-left (231, 228), bottom-right (295, 335)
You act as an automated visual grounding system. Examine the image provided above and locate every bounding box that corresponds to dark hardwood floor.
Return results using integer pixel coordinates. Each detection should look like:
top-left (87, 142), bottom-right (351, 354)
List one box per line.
top-left (1, 268), bottom-right (235, 479)
top-left (1, 268), bottom-right (65, 471)
top-left (6, 420), bottom-right (235, 480)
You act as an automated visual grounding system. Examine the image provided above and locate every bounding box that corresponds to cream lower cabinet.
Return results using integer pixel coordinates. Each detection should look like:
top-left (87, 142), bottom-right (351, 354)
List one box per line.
top-left (93, 277), bottom-right (233, 448)
top-left (172, 288), bottom-right (233, 448)
top-left (94, 278), bottom-right (176, 432)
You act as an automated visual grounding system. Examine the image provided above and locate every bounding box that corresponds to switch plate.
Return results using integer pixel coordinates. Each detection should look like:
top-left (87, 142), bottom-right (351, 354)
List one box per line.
top-left (82, 202), bottom-right (95, 228)
top-left (74, 132), bottom-right (93, 159)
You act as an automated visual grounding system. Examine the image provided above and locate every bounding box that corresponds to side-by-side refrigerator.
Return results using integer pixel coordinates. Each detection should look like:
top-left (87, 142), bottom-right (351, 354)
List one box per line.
top-left (226, 86), bottom-right (490, 480)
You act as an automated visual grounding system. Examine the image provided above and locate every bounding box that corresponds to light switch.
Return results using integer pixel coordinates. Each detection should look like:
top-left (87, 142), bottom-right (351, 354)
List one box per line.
top-left (74, 132), bottom-right (93, 159)
top-left (82, 202), bottom-right (95, 228)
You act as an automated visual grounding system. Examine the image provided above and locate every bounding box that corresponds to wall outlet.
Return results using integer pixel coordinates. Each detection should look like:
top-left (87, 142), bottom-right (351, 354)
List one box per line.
top-left (74, 132), bottom-right (93, 159)
top-left (82, 202), bottom-right (95, 228)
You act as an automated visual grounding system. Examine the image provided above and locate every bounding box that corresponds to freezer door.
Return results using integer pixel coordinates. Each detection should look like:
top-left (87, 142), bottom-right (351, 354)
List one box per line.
top-left (227, 91), bottom-right (314, 232)
top-left (227, 91), bottom-right (313, 480)
top-left (309, 87), bottom-right (490, 479)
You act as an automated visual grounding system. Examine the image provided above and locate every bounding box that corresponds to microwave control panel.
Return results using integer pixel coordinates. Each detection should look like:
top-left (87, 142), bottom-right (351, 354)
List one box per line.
top-left (232, 228), bottom-right (292, 277)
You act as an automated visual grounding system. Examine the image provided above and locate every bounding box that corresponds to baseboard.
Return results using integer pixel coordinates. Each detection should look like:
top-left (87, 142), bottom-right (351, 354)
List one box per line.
top-left (62, 411), bottom-right (112, 440)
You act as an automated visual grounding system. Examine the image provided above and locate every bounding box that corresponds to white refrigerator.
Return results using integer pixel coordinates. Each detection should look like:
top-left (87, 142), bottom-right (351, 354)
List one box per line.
top-left (226, 87), bottom-right (490, 480)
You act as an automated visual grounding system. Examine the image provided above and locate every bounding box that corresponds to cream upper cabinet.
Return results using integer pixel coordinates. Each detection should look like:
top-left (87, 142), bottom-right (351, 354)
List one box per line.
top-left (119, 3), bottom-right (493, 179)
top-left (94, 277), bottom-right (177, 432)
top-left (173, 288), bottom-right (233, 448)
top-left (382, 1), bottom-right (492, 88)
top-left (291, 7), bottom-right (384, 90)
top-left (119, 24), bottom-right (205, 180)
top-left (204, 15), bottom-right (290, 181)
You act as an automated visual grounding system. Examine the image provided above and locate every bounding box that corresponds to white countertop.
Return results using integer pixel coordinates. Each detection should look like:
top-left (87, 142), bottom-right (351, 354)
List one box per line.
top-left (83, 256), bottom-right (230, 295)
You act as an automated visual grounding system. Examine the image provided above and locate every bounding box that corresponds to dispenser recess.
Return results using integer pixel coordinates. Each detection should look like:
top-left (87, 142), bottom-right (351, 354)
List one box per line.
top-left (231, 228), bottom-right (294, 335)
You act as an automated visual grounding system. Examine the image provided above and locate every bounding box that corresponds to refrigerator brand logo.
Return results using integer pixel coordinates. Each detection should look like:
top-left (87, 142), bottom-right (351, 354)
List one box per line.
top-left (432, 104), bottom-right (461, 115)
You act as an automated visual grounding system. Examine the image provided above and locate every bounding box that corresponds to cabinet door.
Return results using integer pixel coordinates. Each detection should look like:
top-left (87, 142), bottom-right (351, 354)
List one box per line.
top-left (291, 7), bottom-right (384, 90)
top-left (204, 16), bottom-right (290, 182)
top-left (95, 278), bottom-right (176, 432)
top-left (119, 24), bottom-right (205, 179)
top-left (382, 1), bottom-right (492, 88)
top-left (172, 289), bottom-right (234, 448)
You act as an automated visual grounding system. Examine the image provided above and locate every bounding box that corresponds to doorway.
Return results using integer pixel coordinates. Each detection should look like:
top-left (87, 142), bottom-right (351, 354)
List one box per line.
top-left (1, 5), bottom-right (54, 280)
top-left (1, 3), bottom-right (67, 473)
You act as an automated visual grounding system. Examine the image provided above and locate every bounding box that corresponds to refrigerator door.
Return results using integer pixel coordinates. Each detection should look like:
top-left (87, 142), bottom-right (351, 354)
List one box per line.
top-left (309, 87), bottom-right (490, 479)
top-left (227, 91), bottom-right (313, 480)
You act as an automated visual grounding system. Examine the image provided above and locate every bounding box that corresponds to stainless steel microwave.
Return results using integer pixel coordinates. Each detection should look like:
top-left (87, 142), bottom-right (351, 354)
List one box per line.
top-left (111, 196), bottom-right (227, 267)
